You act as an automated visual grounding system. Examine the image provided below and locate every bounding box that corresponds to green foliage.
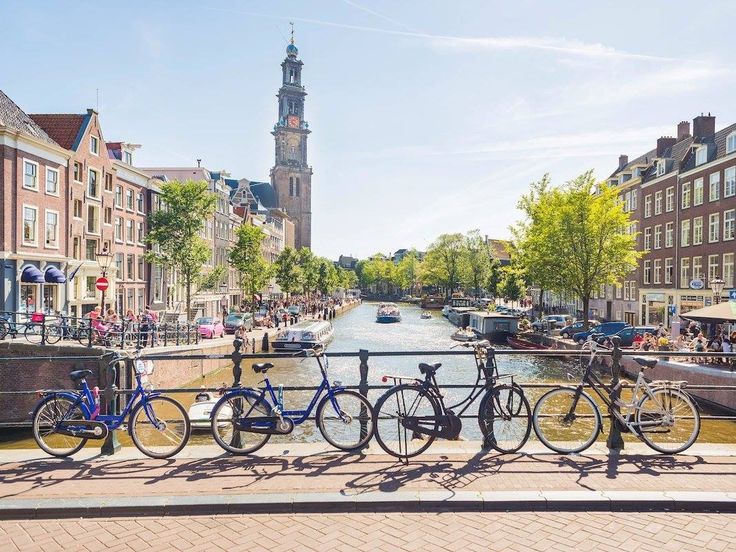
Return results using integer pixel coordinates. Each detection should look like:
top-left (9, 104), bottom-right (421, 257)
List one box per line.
top-left (274, 247), bottom-right (303, 295)
top-left (274, 247), bottom-right (342, 296)
top-left (229, 224), bottom-right (272, 304)
top-left (464, 230), bottom-right (495, 297)
top-left (421, 233), bottom-right (468, 297)
top-left (499, 266), bottom-right (525, 303)
top-left (197, 265), bottom-right (227, 292)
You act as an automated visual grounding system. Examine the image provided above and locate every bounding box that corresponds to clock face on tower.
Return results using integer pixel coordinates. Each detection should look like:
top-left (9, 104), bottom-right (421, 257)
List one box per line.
top-left (287, 115), bottom-right (299, 128)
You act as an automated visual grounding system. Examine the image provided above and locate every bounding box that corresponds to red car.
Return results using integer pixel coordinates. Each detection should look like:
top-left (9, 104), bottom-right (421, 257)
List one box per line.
top-left (196, 317), bottom-right (224, 339)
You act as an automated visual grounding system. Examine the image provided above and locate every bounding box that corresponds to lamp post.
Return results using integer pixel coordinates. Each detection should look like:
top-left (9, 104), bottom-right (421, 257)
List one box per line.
top-left (96, 246), bottom-right (114, 311)
top-left (268, 283), bottom-right (274, 300)
top-left (710, 276), bottom-right (726, 305)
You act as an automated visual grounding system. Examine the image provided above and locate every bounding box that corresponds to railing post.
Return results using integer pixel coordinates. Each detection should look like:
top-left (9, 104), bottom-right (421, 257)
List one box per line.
top-left (230, 337), bottom-right (244, 449)
top-left (358, 349), bottom-right (370, 444)
top-left (87, 321), bottom-right (93, 348)
top-left (186, 324), bottom-right (191, 345)
top-left (163, 323), bottom-right (168, 347)
top-left (606, 336), bottom-right (625, 452)
top-left (100, 352), bottom-right (121, 455)
top-left (40, 316), bottom-right (46, 346)
top-left (175, 321), bottom-right (180, 346)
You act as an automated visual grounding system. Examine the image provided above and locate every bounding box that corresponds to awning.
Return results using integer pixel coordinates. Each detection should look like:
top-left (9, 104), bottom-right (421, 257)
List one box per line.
top-left (20, 266), bottom-right (44, 284)
top-left (680, 301), bottom-right (736, 324)
top-left (44, 266), bottom-right (67, 284)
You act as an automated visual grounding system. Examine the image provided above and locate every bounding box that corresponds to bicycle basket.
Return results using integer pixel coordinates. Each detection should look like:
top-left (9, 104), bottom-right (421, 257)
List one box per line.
top-left (31, 312), bottom-right (45, 323)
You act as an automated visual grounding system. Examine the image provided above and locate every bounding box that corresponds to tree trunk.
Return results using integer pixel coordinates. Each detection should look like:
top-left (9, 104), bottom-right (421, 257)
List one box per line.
top-left (582, 295), bottom-right (590, 330)
top-left (186, 274), bottom-right (192, 322)
top-left (538, 288), bottom-right (545, 318)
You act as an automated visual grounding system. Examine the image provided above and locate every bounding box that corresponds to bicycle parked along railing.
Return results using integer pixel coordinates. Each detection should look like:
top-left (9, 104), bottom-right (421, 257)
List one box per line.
top-left (372, 340), bottom-right (531, 460)
top-left (532, 341), bottom-right (701, 454)
top-left (209, 344), bottom-right (375, 455)
top-left (31, 347), bottom-right (191, 459)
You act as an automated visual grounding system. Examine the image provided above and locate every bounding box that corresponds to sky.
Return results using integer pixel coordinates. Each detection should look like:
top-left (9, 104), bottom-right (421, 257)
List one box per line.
top-left (2, 0), bottom-right (735, 260)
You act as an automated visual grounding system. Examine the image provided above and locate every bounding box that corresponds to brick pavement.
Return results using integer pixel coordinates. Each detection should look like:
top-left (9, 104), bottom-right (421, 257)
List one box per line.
top-left (1, 511), bottom-right (735, 551)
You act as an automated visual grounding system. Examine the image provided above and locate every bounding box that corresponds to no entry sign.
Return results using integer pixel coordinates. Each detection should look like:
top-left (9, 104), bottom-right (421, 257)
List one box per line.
top-left (95, 277), bottom-right (109, 291)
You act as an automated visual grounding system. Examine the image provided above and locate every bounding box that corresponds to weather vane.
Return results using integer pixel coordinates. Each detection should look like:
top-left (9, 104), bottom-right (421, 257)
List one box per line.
top-left (289, 21), bottom-right (295, 44)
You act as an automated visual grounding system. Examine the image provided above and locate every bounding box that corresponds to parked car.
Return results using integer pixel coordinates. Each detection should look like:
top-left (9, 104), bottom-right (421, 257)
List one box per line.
top-left (224, 313), bottom-right (254, 334)
top-left (594, 326), bottom-right (656, 347)
top-left (573, 321), bottom-right (628, 345)
top-left (532, 315), bottom-right (573, 332)
top-left (560, 320), bottom-right (598, 339)
top-left (196, 317), bottom-right (224, 339)
top-left (287, 305), bottom-right (301, 316)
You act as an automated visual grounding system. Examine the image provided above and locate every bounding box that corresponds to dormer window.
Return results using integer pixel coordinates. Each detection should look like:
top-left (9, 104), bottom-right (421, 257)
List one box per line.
top-left (695, 146), bottom-right (708, 166)
top-left (727, 132), bottom-right (736, 154)
top-left (90, 135), bottom-right (99, 155)
top-left (632, 167), bottom-right (641, 178)
top-left (619, 173), bottom-right (631, 184)
top-left (124, 151), bottom-right (133, 165)
top-left (656, 160), bottom-right (666, 176)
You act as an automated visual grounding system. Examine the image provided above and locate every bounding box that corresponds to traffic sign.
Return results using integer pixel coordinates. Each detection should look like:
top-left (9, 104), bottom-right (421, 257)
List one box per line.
top-left (730, 289), bottom-right (736, 302)
top-left (95, 277), bottom-right (109, 291)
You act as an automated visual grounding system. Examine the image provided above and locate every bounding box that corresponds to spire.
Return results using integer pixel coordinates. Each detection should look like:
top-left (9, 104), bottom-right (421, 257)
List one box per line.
top-left (286, 22), bottom-right (298, 58)
top-left (290, 21), bottom-right (295, 45)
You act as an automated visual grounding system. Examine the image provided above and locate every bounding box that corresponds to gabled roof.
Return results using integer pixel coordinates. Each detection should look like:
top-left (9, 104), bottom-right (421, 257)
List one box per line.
top-left (487, 239), bottom-right (512, 262)
top-left (680, 122), bottom-right (736, 173)
top-left (28, 113), bottom-right (90, 150)
top-left (249, 181), bottom-right (279, 209)
top-left (0, 90), bottom-right (56, 145)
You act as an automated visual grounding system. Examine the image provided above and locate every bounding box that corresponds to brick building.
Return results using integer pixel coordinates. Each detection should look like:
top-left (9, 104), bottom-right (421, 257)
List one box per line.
top-left (591, 114), bottom-right (736, 326)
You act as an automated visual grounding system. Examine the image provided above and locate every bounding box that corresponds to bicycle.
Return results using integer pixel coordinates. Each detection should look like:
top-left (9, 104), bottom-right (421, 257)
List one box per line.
top-left (31, 348), bottom-right (191, 458)
top-left (209, 345), bottom-right (375, 454)
top-left (372, 340), bottom-right (531, 460)
top-left (0, 313), bottom-right (19, 340)
top-left (532, 344), bottom-right (701, 454)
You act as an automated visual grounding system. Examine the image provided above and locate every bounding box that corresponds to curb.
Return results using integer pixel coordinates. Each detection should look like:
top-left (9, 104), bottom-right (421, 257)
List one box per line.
top-left (2, 491), bottom-right (736, 519)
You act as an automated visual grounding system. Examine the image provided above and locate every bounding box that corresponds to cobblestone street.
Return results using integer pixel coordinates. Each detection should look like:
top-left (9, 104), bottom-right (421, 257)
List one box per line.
top-left (2, 511), bottom-right (736, 552)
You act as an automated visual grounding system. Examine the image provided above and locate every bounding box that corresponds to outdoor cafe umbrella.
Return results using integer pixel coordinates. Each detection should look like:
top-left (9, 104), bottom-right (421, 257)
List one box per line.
top-left (680, 301), bottom-right (736, 324)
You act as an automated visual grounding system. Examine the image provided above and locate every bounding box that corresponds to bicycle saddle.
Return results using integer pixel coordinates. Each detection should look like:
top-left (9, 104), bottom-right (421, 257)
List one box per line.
top-left (633, 357), bottom-right (658, 369)
top-left (252, 362), bottom-right (274, 373)
top-left (69, 369), bottom-right (93, 381)
top-left (419, 362), bottom-right (441, 375)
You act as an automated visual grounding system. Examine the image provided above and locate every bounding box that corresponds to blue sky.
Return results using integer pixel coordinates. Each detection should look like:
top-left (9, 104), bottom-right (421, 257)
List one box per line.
top-left (2, 0), bottom-right (734, 260)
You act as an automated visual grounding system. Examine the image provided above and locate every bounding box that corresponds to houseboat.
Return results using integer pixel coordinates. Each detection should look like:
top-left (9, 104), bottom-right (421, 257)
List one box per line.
top-left (445, 297), bottom-right (476, 327)
top-left (421, 295), bottom-right (445, 309)
top-left (376, 303), bottom-right (401, 323)
top-left (467, 311), bottom-right (519, 343)
top-left (272, 320), bottom-right (334, 351)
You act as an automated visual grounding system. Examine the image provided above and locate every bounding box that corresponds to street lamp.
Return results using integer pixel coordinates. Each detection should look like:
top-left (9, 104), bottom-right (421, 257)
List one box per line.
top-left (710, 276), bottom-right (726, 304)
top-left (268, 284), bottom-right (274, 300)
top-left (96, 246), bottom-right (114, 311)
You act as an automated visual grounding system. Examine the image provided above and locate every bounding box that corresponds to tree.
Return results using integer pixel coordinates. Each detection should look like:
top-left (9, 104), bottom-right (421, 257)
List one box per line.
top-left (511, 171), bottom-right (639, 328)
top-left (396, 251), bottom-right (421, 294)
top-left (297, 248), bottom-right (319, 295)
top-left (274, 247), bottom-right (302, 296)
top-left (145, 180), bottom-right (217, 320)
top-left (229, 224), bottom-right (271, 307)
top-left (499, 266), bottom-right (525, 307)
top-left (421, 233), bottom-right (468, 297)
top-left (464, 230), bottom-right (491, 297)
top-left (340, 268), bottom-right (358, 290)
top-left (316, 258), bottom-right (339, 295)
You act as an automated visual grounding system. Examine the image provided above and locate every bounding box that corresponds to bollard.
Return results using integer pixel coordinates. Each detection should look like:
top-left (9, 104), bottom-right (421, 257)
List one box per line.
top-left (358, 349), bottom-right (370, 444)
top-left (262, 331), bottom-right (269, 352)
top-left (251, 338), bottom-right (256, 354)
top-left (163, 323), bottom-right (168, 347)
top-left (101, 352), bottom-right (122, 455)
top-left (230, 338), bottom-right (244, 449)
top-left (606, 336), bottom-right (625, 451)
top-left (87, 321), bottom-right (93, 348)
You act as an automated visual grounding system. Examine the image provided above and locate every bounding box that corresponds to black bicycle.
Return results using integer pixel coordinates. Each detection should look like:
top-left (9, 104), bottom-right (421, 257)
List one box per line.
top-left (373, 340), bottom-right (531, 459)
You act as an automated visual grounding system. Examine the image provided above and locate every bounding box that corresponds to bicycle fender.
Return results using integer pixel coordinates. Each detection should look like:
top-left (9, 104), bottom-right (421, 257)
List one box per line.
top-left (211, 388), bottom-right (266, 419)
top-left (33, 391), bottom-right (92, 418)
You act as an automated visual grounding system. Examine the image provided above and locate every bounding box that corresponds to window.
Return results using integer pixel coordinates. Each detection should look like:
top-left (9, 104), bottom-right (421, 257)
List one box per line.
top-left (653, 191), bottom-right (662, 215)
top-left (693, 256), bottom-right (703, 280)
top-left (665, 222), bottom-right (674, 248)
top-left (695, 146), bottom-right (708, 166)
top-left (115, 253), bottom-right (123, 279)
top-left (138, 256), bottom-right (145, 280)
top-left (114, 217), bottom-right (123, 241)
top-left (45, 168), bottom-right (59, 195)
top-left (709, 213), bottom-right (720, 242)
top-left (126, 254), bottom-right (134, 280)
top-left (23, 206), bottom-right (37, 244)
top-left (724, 253), bottom-right (734, 288)
top-left (708, 255), bottom-right (719, 285)
top-left (88, 168), bottom-right (99, 198)
top-left (682, 182), bottom-right (691, 208)
top-left (630, 281), bottom-right (637, 301)
top-left (85, 276), bottom-right (96, 297)
top-left (124, 151), bottom-right (133, 165)
top-left (126, 189), bottom-right (134, 210)
top-left (104, 207), bottom-right (112, 225)
top-left (615, 284), bottom-right (622, 299)
top-left (681, 219), bottom-right (690, 247)
top-left (85, 239), bottom-right (98, 261)
top-left (728, 133), bottom-right (736, 154)
top-left (709, 173), bottom-right (721, 202)
top-left (126, 220), bottom-right (134, 243)
top-left (643, 260), bottom-right (651, 284)
top-left (693, 217), bottom-right (703, 245)
top-left (680, 258), bottom-right (690, 288)
top-left (45, 211), bottom-right (58, 247)
top-left (23, 160), bottom-right (38, 189)
top-left (90, 135), bottom-right (99, 155)
top-left (693, 178), bottom-right (703, 205)
top-left (657, 159), bottom-right (665, 176)
top-left (624, 192), bottom-right (631, 212)
top-left (665, 258), bottom-right (673, 284)
top-left (644, 227), bottom-right (652, 250)
top-left (665, 186), bottom-right (674, 212)
top-left (644, 194), bottom-right (652, 217)
top-left (105, 173), bottom-right (113, 192)
top-left (137, 222), bottom-right (144, 243)
top-left (136, 192), bottom-right (144, 212)
top-left (724, 209), bottom-right (735, 241)
top-left (726, 167), bottom-right (736, 198)
top-left (654, 225), bottom-right (662, 249)
top-left (73, 236), bottom-right (81, 259)
top-left (653, 259), bottom-right (661, 284)
top-left (73, 199), bottom-right (82, 219)
top-left (87, 205), bottom-right (99, 234)
top-left (289, 177), bottom-right (294, 197)
top-left (73, 162), bottom-right (83, 183)
top-left (623, 281), bottom-right (630, 301)
top-left (631, 190), bottom-right (638, 210)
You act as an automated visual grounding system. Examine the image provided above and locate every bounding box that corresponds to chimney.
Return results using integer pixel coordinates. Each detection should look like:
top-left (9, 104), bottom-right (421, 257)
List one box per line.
top-left (656, 137), bottom-right (677, 158)
top-left (677, 121), bottom-right (691, 141)
top-left (196, 158), bottom-right (202, 168)
top-left (693, 113), bottom-right (716, 138)
top-left (618, 154), bottom-right (628, 170)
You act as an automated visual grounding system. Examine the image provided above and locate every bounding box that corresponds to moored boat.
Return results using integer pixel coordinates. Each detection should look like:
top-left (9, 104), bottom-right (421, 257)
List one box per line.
top-left (506, 336), bottom-right (549, 350)
top-left (272, 320), bottom-right (334, 351)
top-left (376, 303), bottom-right (401, 323)
top-left (420, 311), bottom-right (432, 319)
top-left (188, 391), bottom-right (232, 431)
top-left (467, 311), bottom-right (519, 343)
top-left (451, 327), bottom-right (477, 342)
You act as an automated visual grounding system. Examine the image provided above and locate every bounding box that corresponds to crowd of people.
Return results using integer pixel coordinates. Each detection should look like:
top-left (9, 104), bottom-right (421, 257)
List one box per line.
top-left (231, 294), bottom-right (360, 331)
top-left (86, 305), bottom-right (159, 346)
top-left (630, 321), bottom-right (735, 364)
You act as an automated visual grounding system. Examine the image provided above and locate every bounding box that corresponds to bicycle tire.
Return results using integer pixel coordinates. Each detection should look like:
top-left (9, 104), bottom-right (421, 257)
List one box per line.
top-left (532, 387), bottom-right (601, 454)
top-left (636, 388), bottom-right (701, 454)
top-left (0, 320), bottom-right (8, 340)
top-left (24, 323), bottom-right (43, 344)
top-left (373, 383), bottom-right (441, 459)
top-left (32, 395), bottom-right (88, 457)
top-left (129, 396), bottom-right (191, 459)
top-left (477, 383), bottom-right (531, 454)
top-left (316, 390), bottom-right (375, 451)
top-left (210, 391), bottom-right (272, 455)
top-left (44, 325), bottom-right (63, 345)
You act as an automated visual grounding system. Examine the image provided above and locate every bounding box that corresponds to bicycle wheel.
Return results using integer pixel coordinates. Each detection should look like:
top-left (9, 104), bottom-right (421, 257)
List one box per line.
top-left (636, 388), bottom-right (701, 454)
top-left (533, 387), bottom-right (601, 454)
top-left (44, 324), bottom-right (63, 345)
top-left (0, 320), bottom-right (8, 340)
top-left (32, 395), bottom-right (88, 457)
top-left (478, 383), bottom-right (531, 454)
top-left (129, 396), bottom-right (190, 459)
top-left (373, 383), bottom-right (440, 459)
top-left (24, 323), bottom-right (43, 344)
top-left (210, 392), bottom-right (272, 455)
top-left (316, 390), bottom-right (375, 451)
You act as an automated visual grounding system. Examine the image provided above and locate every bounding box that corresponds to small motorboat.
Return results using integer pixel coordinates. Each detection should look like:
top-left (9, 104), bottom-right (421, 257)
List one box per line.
top-left (188, 390), bottom-right (232, 431)
top-left (376, 303), bottom-right (401, 323)
top-left (451, 327), bottom-right (477, 342)
top-left (506, 336), bottom-right (549, 350)
top-left (420, 311), bottom-right (432, 319)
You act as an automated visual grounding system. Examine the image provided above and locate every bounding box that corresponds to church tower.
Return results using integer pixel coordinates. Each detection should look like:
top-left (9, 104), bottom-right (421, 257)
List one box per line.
top-left (270, 27), bottom-right (312, 250)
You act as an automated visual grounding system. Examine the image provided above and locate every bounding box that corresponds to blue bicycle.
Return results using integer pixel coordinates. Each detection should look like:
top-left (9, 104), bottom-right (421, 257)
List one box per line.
top-left (210, 347), bottom-right (375, 454)
top-left (31, 350), bottom-right (191, 458)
